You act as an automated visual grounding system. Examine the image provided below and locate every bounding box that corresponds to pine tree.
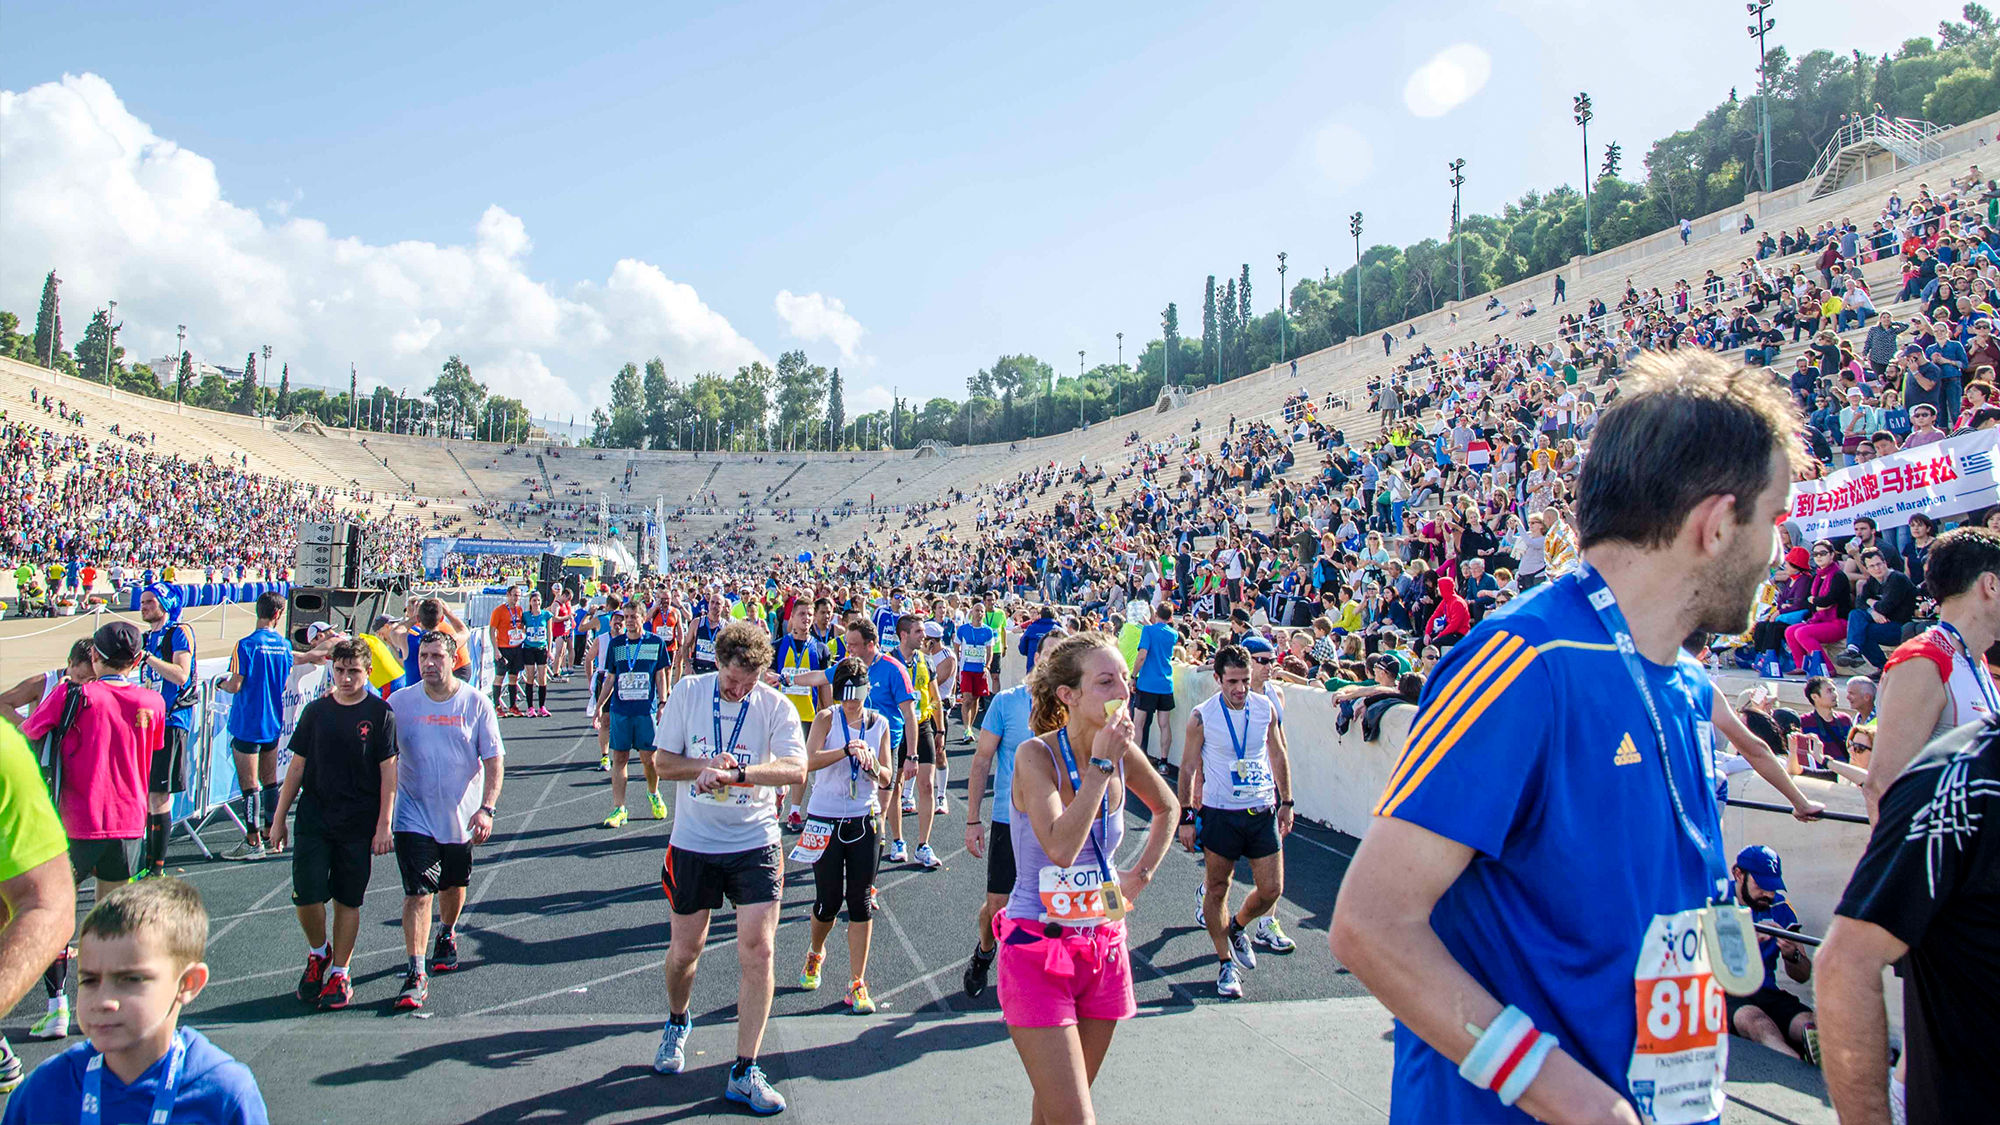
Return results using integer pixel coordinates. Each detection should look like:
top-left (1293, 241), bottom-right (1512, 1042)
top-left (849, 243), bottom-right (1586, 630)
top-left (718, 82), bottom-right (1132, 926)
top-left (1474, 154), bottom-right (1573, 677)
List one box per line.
top-left (826, 367), bottom-right (845, 448)
top-left (1201, 276), bottom-right (1219, 382)
top-left (32, 270), bottom-right (60, 368)
top-left (1220, 278), bottom-right (1240, 378)
top-left (176, 352), bottom-right (194, 403)
top-left (235, 352), bottom-right (259, 415)
top-left (1238, 264), bottom-right (1253, 335)
top-left (1162, 303), bottom-right (1180, 384)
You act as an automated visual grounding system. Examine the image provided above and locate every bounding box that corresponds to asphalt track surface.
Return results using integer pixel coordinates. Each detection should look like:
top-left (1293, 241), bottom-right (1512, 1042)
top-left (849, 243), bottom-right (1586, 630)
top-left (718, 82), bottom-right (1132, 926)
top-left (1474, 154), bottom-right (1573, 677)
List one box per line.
top-left (3, 675), bottom-right (1392, 1123)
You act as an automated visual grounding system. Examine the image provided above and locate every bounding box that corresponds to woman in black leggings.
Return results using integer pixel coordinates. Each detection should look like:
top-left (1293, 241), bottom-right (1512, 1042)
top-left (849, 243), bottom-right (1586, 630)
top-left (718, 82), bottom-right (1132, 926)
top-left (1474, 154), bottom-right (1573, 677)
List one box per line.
top-left (796, 657), bottom-right (893, 1013)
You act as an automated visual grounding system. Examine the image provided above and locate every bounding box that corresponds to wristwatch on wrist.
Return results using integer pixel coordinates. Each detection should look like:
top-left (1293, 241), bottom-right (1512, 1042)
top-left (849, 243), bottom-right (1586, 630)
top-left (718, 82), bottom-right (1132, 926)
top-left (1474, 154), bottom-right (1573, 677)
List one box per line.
top-left (478, 804), bottom-right (497, 818)
top-left (735, 766), bottom-right (748, 785)
top-left (1088, 756), bottom-right (1116, 776)
top-left (1278, 799), bottom-right (1295, 808)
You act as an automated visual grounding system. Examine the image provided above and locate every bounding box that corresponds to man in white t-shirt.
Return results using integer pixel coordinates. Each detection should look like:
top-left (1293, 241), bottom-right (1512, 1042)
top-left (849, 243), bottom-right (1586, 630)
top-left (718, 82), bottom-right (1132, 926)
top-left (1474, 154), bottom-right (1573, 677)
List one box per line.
top-left (650, 622), bottom-right (806, 1115)
top-left (386, 632), bottom-right (504, 1012)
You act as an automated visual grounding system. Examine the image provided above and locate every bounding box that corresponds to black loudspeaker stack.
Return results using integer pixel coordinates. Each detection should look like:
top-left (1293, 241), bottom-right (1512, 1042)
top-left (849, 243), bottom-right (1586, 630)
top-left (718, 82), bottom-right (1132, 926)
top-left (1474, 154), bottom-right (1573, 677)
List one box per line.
top-left (284, 587), bottom-right (391, 652)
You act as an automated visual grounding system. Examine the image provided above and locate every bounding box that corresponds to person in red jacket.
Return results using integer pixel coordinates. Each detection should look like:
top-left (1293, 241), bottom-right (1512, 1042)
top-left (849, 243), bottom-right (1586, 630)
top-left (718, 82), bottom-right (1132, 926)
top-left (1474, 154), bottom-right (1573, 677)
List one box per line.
top-left (1425, 576), bottom-right (1471, 649)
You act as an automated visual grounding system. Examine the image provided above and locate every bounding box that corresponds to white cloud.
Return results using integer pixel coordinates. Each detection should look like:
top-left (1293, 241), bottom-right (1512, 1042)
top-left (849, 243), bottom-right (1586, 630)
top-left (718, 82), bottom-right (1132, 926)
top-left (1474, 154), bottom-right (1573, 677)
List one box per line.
top-left (852, 383), bottom-right (893, 412)
top-left (773, 289), bottom-right (866, 364)
top-left (0, 73), bottom-right (766, 417)
top-left (1403, 44), bottom-right (1492, 118)
top-left (1307, 120), bottom-right (1376, 191)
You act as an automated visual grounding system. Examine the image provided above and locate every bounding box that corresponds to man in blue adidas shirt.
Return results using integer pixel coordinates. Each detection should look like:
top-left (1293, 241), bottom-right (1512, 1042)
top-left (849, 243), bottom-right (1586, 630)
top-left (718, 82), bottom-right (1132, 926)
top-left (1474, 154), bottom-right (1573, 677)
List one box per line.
top-left (1332, 351), bottom-right (1803, 1125)
top-left (217, 592), bottom-right (294, 862)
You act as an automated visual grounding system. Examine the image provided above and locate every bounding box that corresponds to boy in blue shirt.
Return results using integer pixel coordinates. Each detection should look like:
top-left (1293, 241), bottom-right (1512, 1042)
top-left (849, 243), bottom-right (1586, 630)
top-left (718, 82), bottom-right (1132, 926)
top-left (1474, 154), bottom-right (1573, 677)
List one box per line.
top-left (2, 879), bottom-right (268, 1125)
top-left (217, 592), bottom-right (294, 861)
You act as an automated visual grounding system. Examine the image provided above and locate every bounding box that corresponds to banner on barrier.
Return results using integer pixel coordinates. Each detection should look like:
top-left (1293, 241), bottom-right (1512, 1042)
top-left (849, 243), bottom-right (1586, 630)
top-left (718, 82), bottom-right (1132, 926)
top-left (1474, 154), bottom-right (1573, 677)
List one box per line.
top-left (1786, 429), bottom-right (1998, 542)
top-left (422, 537), bottom-right (584, 578)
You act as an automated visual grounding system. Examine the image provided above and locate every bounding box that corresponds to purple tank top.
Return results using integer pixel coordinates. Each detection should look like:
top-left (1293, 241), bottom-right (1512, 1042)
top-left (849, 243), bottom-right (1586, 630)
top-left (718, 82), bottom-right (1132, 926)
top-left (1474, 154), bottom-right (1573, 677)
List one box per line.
top-left (1006, 733), bottom-right (1126, 925)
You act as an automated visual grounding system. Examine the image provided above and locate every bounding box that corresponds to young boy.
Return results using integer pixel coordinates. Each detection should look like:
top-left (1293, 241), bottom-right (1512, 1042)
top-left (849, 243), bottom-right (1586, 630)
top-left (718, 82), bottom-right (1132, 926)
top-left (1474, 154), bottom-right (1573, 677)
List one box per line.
top-left (0, 879), bottom-right (269, 1124)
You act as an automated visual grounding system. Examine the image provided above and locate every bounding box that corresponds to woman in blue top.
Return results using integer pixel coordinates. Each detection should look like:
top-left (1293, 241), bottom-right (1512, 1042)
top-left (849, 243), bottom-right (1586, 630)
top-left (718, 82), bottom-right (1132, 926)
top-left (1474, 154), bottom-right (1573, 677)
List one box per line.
top-left (519, 590), bottom-right (553, 716)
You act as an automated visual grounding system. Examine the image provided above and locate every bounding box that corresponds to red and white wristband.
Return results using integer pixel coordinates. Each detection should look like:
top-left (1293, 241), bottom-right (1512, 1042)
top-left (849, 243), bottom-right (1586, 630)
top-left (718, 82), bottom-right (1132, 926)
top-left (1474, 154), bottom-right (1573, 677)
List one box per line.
top-left (1458, 1005), bottom-right (1559, 1107)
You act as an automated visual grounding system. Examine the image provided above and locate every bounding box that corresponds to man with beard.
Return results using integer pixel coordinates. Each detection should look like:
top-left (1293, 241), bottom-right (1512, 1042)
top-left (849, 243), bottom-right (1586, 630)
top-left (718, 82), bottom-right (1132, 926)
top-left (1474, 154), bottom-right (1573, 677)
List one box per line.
top-left (1332, 350), bottom-right (1803, 1125)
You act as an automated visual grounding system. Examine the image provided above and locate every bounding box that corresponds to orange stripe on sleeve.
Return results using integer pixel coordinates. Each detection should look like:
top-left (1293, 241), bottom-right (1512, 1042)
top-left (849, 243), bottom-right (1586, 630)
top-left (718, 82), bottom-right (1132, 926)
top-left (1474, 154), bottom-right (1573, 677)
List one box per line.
top-left (1376, 645), bottom-right (1539, 819)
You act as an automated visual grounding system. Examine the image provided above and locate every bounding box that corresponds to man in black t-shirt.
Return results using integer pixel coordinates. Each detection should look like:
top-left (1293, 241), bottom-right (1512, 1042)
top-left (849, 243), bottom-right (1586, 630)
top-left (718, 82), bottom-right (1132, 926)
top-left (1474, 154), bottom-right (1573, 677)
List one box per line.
top-left (270, 639), bottom-right (399, 1012)
top-left (1818, 718), bottom-right (2000, 1125)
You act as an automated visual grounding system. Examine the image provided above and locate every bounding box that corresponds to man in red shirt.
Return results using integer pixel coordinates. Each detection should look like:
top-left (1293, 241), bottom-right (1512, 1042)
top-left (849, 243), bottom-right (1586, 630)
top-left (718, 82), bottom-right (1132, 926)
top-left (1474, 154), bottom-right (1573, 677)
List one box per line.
top-left (18, 622), bottom-right (165, 1041)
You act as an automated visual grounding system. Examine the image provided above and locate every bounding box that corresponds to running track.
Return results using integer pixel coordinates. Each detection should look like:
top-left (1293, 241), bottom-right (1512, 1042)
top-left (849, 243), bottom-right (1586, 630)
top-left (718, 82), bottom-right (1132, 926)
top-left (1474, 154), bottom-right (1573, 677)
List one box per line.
top-left (3, 678), bottom-right (1834, 1122)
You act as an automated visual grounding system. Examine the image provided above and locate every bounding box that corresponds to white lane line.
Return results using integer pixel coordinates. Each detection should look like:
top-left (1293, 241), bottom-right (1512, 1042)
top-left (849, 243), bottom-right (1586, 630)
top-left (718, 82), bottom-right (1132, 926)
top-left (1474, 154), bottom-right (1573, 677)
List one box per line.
top-left (207, 878), bottom-right (293, 946)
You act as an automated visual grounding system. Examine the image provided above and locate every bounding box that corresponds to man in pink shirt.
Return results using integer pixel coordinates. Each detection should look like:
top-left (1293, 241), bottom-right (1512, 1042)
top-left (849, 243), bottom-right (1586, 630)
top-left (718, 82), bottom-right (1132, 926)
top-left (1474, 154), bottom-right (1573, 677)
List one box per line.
top-left (19, 621), bottom-right (164, 1042)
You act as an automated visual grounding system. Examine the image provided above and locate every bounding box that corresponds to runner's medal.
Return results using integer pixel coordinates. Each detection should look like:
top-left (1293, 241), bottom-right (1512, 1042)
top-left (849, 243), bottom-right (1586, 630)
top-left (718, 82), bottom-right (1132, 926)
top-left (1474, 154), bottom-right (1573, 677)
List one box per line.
top-left (1700, 903), bottom-right (1763, 997)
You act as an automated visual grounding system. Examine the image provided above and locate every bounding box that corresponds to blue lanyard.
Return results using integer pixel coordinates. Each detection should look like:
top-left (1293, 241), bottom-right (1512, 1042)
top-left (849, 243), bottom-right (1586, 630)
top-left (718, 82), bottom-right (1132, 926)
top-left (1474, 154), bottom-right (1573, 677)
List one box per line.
top-left (1052, 730), bottom-right (1112, 882)
top-left (711, 682), bottom-right (753, 764)
top-left (838, 709), bottom-right (861, 796)
top-left (1574, 563), bottom-right (1727, 902)
top-left (1218, 698), bottom-right (1250, 761)
top-left (615, 636), bottom-right (649, 676)
top-left (83, 1031), bottom-right (185, 1125)
top-left (1937, 621), bottom-right (2000, 712)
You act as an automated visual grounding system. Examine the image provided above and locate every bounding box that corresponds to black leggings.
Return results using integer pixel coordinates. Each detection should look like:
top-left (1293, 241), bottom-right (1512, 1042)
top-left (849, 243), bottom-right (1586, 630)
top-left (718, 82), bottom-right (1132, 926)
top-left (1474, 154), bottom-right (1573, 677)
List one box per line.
top-left (811, 815), bottom-right (880, 923)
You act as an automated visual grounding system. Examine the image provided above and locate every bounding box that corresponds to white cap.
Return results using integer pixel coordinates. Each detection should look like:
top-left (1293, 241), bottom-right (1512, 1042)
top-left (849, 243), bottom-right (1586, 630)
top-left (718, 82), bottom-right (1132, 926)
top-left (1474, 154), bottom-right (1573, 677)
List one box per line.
top-left (922, 621), bottom-right (945, 639)
top-left (306, 622), bottom-right (334, 642)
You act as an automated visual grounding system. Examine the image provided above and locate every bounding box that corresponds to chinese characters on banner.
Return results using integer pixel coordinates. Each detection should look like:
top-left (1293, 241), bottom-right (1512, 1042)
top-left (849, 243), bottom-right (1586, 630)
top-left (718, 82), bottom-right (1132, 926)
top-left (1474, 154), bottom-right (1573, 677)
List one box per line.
top-left (1787, 430), bottom-right (2000, 542)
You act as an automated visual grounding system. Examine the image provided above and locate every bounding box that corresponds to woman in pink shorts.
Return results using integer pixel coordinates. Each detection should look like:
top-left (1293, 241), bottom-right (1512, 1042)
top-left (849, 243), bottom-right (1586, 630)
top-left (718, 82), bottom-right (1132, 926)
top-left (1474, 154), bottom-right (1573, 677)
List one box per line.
top-left (1001, 632), bottom-right (1179, 1123)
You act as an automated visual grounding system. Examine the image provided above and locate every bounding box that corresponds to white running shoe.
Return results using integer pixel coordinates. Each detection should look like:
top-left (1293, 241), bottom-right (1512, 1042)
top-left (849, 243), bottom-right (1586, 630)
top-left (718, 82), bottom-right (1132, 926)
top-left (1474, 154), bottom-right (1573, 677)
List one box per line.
top-left (1216, 962), bottom-right (1244, 999)
top-left (886, 839), bottom-right (908, 863)
top-left (653, 1018), bottom-right (691, 1074)
top-left (30, 999), bottom-right (68, 1041)
top-left (1252, 916), bottom-right (1297, 953)
top-left (915, 843), bottom-right (940, 870)
top-left (724, 1063), bottom-right (786, 1115)
top-left (1228, 926), bottom-right (1257, 970)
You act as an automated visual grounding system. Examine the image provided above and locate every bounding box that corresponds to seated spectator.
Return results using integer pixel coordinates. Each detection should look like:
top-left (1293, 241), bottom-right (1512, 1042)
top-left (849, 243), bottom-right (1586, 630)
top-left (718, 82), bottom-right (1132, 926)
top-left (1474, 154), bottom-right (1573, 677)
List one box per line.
top-left (1726, 845), bottom-right (1817, 1062)
top-left (1838, 548), bottom-right (1918, 670)
top-left (1784, 542), bottom-right (1854, 672)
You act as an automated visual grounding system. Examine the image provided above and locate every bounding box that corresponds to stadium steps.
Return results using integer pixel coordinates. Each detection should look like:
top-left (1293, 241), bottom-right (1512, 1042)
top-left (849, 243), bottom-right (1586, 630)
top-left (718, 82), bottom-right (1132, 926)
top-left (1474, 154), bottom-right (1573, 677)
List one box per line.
top-left (445, 446), bottom-right (489, 499)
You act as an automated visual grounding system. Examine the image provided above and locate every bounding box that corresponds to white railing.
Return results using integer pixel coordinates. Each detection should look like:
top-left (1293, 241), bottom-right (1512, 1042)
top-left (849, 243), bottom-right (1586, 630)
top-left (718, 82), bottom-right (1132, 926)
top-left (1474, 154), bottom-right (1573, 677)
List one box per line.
top-left (1809, 114), bottom-right (1945, 186)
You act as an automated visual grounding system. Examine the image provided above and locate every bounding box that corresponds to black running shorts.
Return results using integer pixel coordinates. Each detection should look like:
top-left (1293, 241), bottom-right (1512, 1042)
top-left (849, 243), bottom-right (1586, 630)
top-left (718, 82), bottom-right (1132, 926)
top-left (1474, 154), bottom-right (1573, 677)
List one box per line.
top-left (661, 843), bottom-right (782, 915)
top-left (293, 821), bottom-right (375, 909)
top-left (898, 723), bottom-right (937, 767)
top-left (497, 646), bottom-right (525, 674)
top-left (985, 821), bottom-right (1017, 897)
top-left (150, 726), bottom-right (190, 795)
top-left (395, 832), bottom-right (473, 896)
top-left (1197, 806), bottom-right (1282, 862)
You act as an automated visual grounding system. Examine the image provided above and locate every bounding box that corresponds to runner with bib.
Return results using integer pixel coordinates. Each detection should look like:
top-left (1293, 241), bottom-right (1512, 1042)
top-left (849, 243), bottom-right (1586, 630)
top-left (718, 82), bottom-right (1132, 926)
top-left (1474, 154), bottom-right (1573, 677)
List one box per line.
top-left (794, 658), bottom-right (893, 1014)
top-left (1177, 643), bottom-right (1293, 1000)
top-left (651, 622), bottom-right (807, 1115)
top-left (1332, 352), bottom-right (1801, 1125)
top-left (595, 609), bottom-right (671, 827)
top-left (681, 591), bottom-right (729, 679)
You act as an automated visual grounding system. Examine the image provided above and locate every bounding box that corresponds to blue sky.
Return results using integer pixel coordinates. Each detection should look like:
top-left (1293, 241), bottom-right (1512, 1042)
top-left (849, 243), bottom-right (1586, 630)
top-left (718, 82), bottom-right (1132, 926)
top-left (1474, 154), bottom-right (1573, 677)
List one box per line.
top-left (0, 0), bottom-right (1965, 417)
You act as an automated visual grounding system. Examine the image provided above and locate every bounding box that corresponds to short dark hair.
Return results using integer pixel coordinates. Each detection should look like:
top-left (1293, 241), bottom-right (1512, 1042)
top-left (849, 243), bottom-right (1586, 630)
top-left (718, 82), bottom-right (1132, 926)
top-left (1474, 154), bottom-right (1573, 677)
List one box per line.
top-left (67, 639), bottom-right (93, 668)
top-left (82, 878), bottom-right (207, 968)
top-left (1575, 351), bottom-right (1800, 549)
top-left (256, 591), bottom-right (287, 621)
top-left (844, 618), bottom-right (877, 646)
top-left (715, 621), bottom-right (774, 669)
top-left (896, 614), bottom-right (922, 640)
top-left (328, 638), bottom-right (373, 669)
top-left (419, 629), bottom-right (459, 657)
top-left (1213, 644), bottom-right (1250, 676)
top-left (1923, 527), bottom-right (2000, 601)
top-left (1859, 548), bottom-right (1884, 565)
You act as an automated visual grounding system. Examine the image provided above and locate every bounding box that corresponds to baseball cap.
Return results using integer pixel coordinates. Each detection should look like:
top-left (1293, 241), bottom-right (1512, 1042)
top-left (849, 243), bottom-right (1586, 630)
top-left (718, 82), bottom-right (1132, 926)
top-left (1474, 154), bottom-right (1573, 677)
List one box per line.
top-left (91, 621), bottom-right (142, 666)
top-left (306, 622), bottom-right (335, 643)
top-left (1734, 844), bottom-right (1786, 893)
top-left (921, 621), bottom-right (944, 639)
top-left (1241, 635), bottom-right (1276, 656)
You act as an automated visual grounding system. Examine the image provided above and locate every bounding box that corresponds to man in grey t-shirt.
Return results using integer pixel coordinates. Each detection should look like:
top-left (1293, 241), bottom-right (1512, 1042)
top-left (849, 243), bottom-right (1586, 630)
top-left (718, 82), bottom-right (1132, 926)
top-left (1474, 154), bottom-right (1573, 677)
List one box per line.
top-left (649, 622), bottom-right (805, 1114)
top-left (386, 631), bottom-right (503, 1011)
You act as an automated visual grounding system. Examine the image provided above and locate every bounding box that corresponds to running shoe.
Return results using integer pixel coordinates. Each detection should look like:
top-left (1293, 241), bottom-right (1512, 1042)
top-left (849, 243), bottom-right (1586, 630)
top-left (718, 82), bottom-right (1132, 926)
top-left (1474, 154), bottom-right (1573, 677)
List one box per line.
top-left (899, 793), bottom-right (917, 815)
top-left (1194, 885), bottom-right (1207, 929)
top-left (962, 948), bottom-right (994, 999)
top-left (29, 1000), bottom-right (68, 1041)
top-left (222, 839), bottom-right (266, 862)
top-left (785, 809), bottom-right (804, 833)
top-left (654, 1019), bottom-right (691, 1074)
top-left (395, 970), bottom-right (427, 1010)
top-left (867, 886), bottom-right (881, 913)
top-left (0, 1039), bottom-right (23, 1095)
top-left (597, 753), bottom-right (611, 771)
top-left (933, 793), bottom-right (949, 815)
top-left (1228, 926), bottom-right (1257, 970)
top-left (886, 838), bottom-right (908, 864)
top-left (1216, 962), bottom-right (1244, 999)
top-left (648, 791), bottom-right (668, 820)
top-left (1802, 1026), bottom-right (1822, 1069)
top-left (296, 950), bottom-right (330, 1002)
top-left (1252, 916), bottom-right (1297, 954)
top-left (724, 1064), bottom-right (787, 1115)
top-left (432, 930), bottom-right (461, 973)
top-left (846, 979), bottom-right (876, 1014)
top-left (541, 707), bottom-right (555, 717)
top-left (317, 972), bottom-right (354, 1011)
top-left (602, 806), bottom-right (629, 829)
top-left (914, 843), bottom-right (940, 870)
top-left (799, 950), bottom-right (824, 991)
top-left (129, 866), bottom-right (161, 882)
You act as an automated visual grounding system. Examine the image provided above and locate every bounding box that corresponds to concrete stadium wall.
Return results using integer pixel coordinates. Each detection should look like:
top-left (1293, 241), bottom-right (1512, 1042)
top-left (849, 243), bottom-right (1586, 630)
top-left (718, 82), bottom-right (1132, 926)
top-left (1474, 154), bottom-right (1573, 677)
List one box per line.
top-left (1162, 666), bottom-right (1870, 940)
